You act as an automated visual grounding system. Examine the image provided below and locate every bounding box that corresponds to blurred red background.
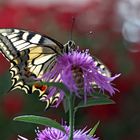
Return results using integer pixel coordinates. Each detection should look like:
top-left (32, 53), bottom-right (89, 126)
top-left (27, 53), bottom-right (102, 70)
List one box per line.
top-left (0, 0), bottom-right (140, 139)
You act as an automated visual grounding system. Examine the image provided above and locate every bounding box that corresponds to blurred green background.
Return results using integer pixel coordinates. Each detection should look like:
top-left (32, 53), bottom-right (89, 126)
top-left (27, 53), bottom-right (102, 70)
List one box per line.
top-left (0, 0), bottom-right (140, 139)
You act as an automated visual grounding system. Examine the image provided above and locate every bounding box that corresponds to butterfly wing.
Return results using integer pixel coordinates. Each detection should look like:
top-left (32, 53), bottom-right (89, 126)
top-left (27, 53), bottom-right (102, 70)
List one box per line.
top-left (92, 56), bottom-right (111, 88)
top-left (0, 29), bottom-right (63, 105)
top-left (93, 56), bottom-right (111, 77)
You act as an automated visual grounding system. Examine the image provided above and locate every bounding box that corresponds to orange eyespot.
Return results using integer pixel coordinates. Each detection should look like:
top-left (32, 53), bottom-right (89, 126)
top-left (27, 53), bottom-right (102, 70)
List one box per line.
top-left (34, 83), bottom-right (47, 91)
top-left (40, 85), bottom-right (48, 92)
top-left (32, 83), bottom-right (48, 96)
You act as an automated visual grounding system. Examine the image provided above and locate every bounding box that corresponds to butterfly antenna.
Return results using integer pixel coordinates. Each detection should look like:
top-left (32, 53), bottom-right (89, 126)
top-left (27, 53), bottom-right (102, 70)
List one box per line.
top-left (70, 17), bottom-right (75, 40)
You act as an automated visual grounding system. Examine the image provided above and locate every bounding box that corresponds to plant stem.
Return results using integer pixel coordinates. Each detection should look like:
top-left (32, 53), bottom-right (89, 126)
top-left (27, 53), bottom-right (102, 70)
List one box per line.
top-left (68, 94), bottom-right (75, 140)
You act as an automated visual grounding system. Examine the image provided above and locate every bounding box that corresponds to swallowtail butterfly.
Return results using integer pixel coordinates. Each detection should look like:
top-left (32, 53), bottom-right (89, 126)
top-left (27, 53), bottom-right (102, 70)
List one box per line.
top-left (0, 28), bottom-right (110, 108)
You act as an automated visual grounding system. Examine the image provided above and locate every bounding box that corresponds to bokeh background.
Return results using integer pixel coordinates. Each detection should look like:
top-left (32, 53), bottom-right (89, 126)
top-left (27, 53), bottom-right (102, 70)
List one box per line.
top-left (0, 0), bottom-right (140, 139)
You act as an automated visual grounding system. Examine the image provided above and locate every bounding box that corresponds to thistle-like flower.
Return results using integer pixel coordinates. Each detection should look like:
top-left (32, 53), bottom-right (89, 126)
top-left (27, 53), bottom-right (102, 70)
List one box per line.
top-left (41, 50), bottom-right (120, 107)
top-left (18, 125), bottom-right (99, 140)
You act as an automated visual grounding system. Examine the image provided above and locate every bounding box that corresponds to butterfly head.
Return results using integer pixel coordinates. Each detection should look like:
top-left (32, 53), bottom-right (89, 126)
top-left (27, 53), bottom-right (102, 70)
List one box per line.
top-left (64, 40), bottom-right (76, 53)
top-left (67, 40), bottom-right (75, 48)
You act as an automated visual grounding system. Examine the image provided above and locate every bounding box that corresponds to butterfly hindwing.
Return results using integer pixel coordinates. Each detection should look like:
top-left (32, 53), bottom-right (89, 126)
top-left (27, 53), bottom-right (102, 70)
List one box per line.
top-left (93, 56), bottom-right (111, 77)
top-left (92, 56), bottom-right (111, 88)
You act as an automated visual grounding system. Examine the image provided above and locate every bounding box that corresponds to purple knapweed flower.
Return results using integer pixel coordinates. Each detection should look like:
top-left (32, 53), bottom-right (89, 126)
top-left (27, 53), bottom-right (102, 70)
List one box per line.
top-left (41, 50), bottom-right (120, 107)
top-left (18, 125), bottom-right (99, 140)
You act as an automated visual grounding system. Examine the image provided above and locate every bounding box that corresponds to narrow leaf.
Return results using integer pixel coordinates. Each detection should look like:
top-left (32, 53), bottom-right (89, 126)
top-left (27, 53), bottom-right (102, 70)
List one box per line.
top-left (91, 92), bottom-right (110, 98)
top-left (89, 121), bottom-right (100, 136)
top-left (75, 97), bottom-right (115, 110)
top-left (13, 115), bottom-right (65, 132)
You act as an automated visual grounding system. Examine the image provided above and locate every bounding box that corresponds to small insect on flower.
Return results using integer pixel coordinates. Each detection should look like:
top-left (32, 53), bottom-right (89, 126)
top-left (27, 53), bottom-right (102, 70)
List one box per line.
top-left (41, 49), bottom-right (120, 107)
top-left (18, 125), bottom-right (99, 140)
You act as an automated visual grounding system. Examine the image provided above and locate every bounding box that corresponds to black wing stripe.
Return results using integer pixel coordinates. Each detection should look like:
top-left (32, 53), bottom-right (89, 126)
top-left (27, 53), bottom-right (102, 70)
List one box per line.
top-left (26, 32), bottom-right (35, 41)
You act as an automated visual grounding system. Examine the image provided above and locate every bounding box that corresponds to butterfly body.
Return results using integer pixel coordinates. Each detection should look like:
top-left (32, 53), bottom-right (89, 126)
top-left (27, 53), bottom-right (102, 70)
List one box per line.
top-left (71, 66), bottom-right (84, 91)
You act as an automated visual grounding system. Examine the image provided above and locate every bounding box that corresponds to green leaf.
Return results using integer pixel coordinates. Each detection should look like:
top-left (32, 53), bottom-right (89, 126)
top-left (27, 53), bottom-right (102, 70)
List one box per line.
top-left (91, 92), bottom-right (110, 98)
top-left (89, 121), bottom-right (100, 136)
top-left (75, 97), bottom-right (115, 111)
top-left (13, 115), bottom-right (65, 132)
